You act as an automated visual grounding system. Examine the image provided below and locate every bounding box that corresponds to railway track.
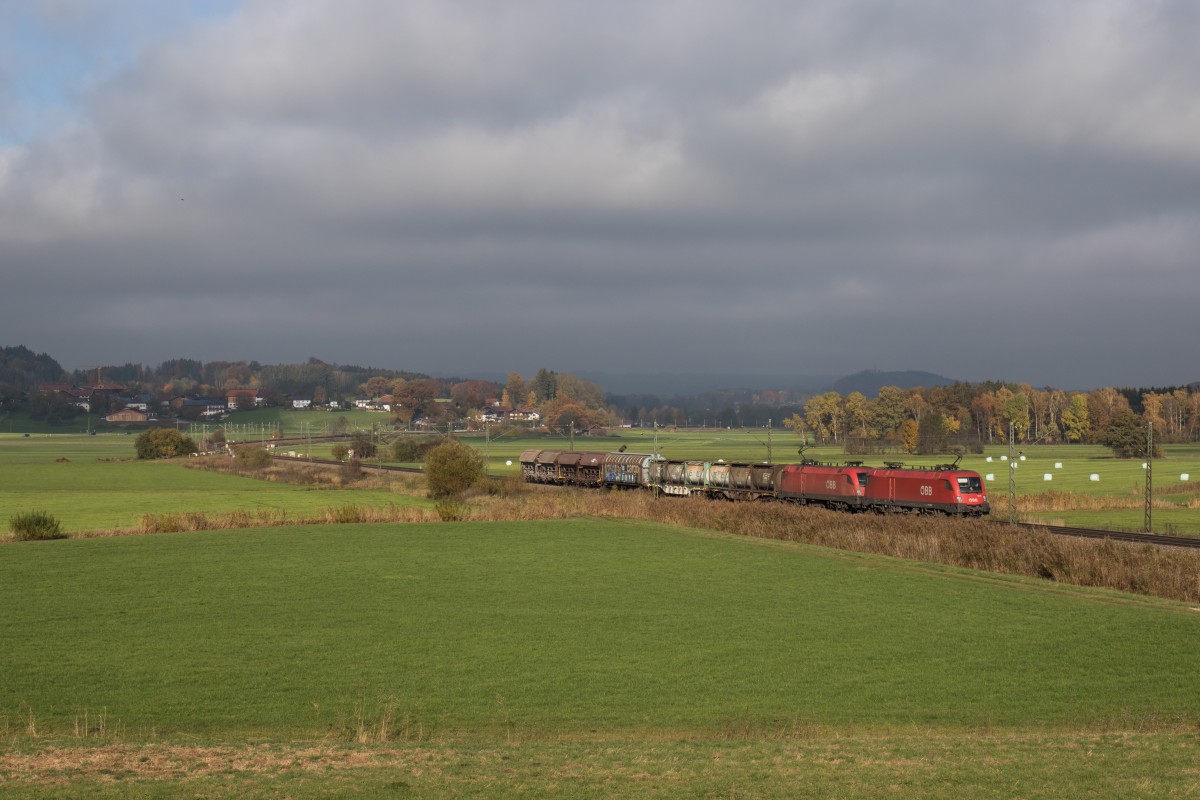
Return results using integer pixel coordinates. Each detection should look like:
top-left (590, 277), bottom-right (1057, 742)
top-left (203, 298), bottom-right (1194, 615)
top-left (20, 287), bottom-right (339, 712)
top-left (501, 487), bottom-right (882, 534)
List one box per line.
top-left (271, 454), bottom-right (423, 474)
top-left (270, 454), bottom-right (1200, 549)
top-left (1008, 521), bottom-right (1200, 550)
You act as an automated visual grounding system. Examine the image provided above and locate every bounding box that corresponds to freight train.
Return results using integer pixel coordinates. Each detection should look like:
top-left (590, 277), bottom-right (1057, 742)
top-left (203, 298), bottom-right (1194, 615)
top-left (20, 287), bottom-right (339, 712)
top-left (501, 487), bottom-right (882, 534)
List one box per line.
top-left (519, 449), bottom-right (990, 516)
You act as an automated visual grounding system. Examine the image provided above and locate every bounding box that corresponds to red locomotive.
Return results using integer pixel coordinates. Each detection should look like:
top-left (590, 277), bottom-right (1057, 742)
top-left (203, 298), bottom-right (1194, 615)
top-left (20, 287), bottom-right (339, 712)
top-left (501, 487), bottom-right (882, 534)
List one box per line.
top-left (862, 462), bottom-right (989, 515)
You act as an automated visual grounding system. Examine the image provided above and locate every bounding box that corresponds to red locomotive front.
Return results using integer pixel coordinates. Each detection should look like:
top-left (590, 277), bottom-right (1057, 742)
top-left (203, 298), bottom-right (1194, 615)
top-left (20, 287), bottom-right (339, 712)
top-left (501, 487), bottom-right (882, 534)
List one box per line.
top-left (863, 467), bottom-right (989, 515)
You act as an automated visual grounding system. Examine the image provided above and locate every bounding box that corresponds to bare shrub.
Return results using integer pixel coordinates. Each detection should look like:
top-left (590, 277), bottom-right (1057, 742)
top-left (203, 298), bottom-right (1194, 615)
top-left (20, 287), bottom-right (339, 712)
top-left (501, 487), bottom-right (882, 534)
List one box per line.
top-left (341, 458), bottom-right (363, 483)
top-left (235, 448), bottom-right (272, 472)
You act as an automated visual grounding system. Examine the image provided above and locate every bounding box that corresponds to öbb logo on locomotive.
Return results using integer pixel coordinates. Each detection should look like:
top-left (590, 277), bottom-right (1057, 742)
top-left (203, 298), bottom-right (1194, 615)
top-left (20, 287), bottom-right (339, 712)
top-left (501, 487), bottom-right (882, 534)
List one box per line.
top-left (519, 449), bottom-right (989, 516)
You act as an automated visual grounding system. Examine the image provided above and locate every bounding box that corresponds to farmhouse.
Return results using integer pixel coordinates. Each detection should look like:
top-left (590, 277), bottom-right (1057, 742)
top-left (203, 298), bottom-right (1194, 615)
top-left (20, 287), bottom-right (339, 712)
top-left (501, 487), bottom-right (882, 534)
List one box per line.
top-left (106, 408), bottom-right (150, 423)
top-left (226, 388), bottom-right (263, 410)
top-left (37, 383), bottom-right (94, 411)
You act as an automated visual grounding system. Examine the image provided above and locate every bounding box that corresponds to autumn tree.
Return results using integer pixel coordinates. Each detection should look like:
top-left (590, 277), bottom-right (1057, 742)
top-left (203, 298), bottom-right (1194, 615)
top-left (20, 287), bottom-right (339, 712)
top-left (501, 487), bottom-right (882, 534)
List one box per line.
top-left (916, 413), bottom-right (951, 454)
top-left (1087, 387), bottom-right (1131, 438)
top-left (782, 413), bottom-right (808, 445)
top-left (898, 419), bottom-right (919, 453)
top-left (843, 391), bottom-right (871, 440)
top-left (1100, 411), bottom-right (1159, 459)
top-left (362, 376), bottom-right (393, 398)
top-left (804, 392), bottom-right (843, 444)
top-left (554, 373), bottom-right (607, 409)
top-left (1002, 391), bottom-right (1031, 441)
top-left (504, 373), bottom-right (527, 408)
top-left (870, 386), bottom-right (908, 440)
top-left (542, 397), bottom-right (600, 432)
top-left (1061, 393), bottom-right (1090, 443)
top-left (450, 380), bottom-right (498, 412)
top-left (392, 378), bottom-right (439, 422)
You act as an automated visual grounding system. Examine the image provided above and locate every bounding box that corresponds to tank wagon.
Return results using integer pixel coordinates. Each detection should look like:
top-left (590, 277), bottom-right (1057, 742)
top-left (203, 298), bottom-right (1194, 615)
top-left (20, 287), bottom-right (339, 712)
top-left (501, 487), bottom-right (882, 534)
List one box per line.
top-left (649, 460), bottom-right (777, 501)
top-left (519, 449), bottom-right (661, 488)
top-left (519, 450), bottom-right (988, 516)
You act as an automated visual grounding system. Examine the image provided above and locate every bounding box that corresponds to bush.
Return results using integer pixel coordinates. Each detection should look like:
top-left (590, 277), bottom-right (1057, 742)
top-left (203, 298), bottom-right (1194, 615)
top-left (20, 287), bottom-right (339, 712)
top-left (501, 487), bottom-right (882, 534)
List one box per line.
top-left (424, 439), bottom-right (485, 499)
top-left (235, 447), bottom-right (273, 470)
top-left (10, 510), bottom-right (67, 541)
top-left (391, 436), bottom-right (442, 463)
top-left (331, 443), bottom-right (350, 461)
top-left (135, 428), bottom-right (198, 459)
top-left (350, 431), bottom-right (376, 459)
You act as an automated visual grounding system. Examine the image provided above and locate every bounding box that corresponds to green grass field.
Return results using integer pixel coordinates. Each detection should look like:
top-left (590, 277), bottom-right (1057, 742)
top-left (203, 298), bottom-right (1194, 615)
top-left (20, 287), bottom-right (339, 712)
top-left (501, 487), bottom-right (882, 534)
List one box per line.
top-left (4, 431), bottom-right (1200, 796)
top-left (0, 434), bottom-right (429, 534)
top-left (2, 519), bottom-right (1199, 797)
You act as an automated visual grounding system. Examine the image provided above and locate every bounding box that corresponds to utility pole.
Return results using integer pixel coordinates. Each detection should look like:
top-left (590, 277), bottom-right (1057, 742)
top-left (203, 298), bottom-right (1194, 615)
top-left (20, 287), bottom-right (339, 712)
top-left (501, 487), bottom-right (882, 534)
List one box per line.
top-left (1145, 420), bottom-right (1153, 533)
top-left (1008, 421), bottom-right (1016, 524)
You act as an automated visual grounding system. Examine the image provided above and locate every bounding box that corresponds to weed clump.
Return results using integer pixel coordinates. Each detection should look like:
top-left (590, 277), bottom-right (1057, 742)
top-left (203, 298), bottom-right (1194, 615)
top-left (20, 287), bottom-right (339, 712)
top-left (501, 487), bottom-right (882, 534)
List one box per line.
top-left (10, 510), bottom-right (67, 541)
top-left (435, 499), bottom-right (468, 521)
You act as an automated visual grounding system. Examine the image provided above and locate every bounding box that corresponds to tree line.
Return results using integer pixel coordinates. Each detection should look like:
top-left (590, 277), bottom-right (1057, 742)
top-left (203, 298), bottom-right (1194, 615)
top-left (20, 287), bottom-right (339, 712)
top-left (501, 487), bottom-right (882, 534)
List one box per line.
top-left (778, 383), bottom-right (1200, 456)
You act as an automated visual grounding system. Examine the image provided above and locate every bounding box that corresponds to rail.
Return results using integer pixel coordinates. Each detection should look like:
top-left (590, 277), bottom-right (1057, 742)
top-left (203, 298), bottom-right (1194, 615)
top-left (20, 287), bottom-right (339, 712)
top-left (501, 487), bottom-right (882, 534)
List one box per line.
top-left (1004, 521), bottom-right (1200, 550)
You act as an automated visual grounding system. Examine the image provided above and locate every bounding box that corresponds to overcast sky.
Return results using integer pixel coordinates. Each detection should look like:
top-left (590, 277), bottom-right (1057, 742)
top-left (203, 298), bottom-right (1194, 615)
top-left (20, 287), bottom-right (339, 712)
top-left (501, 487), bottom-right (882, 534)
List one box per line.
top-left (2, 0), bottom-right (1198, 390)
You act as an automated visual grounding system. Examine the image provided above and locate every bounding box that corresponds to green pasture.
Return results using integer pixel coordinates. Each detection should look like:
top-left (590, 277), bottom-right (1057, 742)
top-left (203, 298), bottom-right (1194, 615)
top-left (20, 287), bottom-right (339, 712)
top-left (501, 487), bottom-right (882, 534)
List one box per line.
top-left (0, 408), bottom-right (104, 436)
top-left (2, 519), bottom-right (1199, 797)
top-left (4, 518), bottom-right (1199, 735)
top-left (0, 434), bottom-right (428, 534)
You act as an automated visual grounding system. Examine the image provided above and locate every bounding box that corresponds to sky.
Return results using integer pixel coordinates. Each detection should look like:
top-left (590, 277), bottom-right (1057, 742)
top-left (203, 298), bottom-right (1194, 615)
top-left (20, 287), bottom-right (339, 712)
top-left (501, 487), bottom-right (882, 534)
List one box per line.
top-left (2, 0), bottom-right (1198, 391)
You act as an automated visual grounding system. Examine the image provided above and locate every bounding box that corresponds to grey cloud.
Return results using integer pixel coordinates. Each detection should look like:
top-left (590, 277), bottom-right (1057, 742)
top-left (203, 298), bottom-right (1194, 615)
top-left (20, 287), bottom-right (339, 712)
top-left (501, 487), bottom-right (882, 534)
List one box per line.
top-left (2, 0), bottom-right (1199, 387)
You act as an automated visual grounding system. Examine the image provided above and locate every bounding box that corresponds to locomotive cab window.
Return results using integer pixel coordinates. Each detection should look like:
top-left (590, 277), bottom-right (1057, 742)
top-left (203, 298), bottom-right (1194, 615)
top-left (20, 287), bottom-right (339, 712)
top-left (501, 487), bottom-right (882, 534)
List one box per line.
top-left (943, 480), bottom-right (952, 491)
top-left (957, 476), bottom-right (982, 493)
top-left (857, 473), bottom-right (869, 488)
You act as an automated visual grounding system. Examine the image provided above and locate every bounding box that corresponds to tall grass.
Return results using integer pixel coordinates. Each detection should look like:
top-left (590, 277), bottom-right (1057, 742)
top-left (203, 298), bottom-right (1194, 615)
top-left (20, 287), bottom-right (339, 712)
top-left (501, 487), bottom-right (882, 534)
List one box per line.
top-left (136, 504), bottom-right (437, 534)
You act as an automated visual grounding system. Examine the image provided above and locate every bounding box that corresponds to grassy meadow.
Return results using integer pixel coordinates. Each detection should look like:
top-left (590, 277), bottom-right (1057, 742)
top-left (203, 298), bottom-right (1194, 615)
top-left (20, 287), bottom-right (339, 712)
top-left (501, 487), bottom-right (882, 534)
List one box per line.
top-left (3, 519), bottom-right (1200, 797)
top-left (0, 433), bottom-right (430, 534)
top-left (3, 431), bottom-right (1200, 797)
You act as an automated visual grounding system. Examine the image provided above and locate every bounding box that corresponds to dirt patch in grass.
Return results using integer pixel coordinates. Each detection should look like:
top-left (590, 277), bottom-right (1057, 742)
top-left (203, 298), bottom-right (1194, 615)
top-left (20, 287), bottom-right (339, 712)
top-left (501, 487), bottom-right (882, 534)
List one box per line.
top-left (0, 743), bottom-right (458, 784)
top-left (4, 732), bottom-right (1199, 798)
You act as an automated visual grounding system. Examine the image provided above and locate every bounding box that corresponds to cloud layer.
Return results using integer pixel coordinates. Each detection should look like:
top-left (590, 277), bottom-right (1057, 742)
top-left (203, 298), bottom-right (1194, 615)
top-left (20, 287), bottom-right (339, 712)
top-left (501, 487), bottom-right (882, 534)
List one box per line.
top-left (3, 0), bottom-right (1199, 388)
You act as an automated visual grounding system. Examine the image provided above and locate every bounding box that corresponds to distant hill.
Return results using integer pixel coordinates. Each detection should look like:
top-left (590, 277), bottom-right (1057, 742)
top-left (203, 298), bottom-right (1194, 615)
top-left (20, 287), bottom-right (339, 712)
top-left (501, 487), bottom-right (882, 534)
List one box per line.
top-left (831, 370), bottom-right (957, 397)
top-left (0, 345), bottom-right (68, 390)
top-left (576, 371), bottom-right (836, 397)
